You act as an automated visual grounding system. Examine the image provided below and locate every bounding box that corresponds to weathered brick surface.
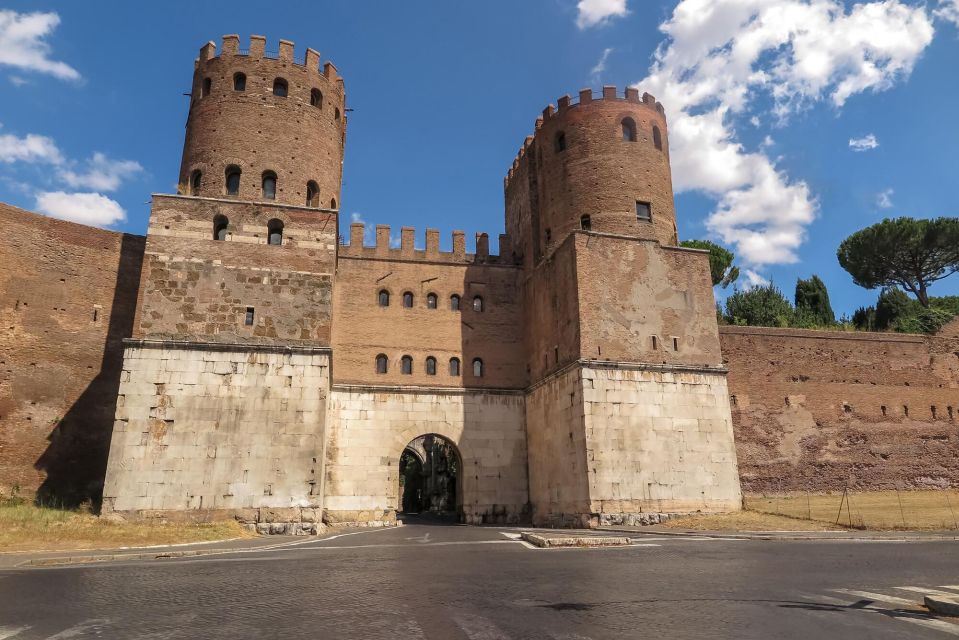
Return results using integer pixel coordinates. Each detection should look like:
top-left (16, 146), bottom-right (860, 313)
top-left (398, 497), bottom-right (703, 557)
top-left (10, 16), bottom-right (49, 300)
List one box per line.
top-left (0, 204), bottom-right (142, 503)
top-left (721, 326), bottom-right (959, 492)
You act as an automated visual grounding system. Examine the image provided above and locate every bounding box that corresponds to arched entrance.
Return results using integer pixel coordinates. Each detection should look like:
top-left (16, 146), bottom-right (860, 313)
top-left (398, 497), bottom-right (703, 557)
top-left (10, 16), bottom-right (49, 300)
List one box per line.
top-left (398, 434), bottom-right (462, 520)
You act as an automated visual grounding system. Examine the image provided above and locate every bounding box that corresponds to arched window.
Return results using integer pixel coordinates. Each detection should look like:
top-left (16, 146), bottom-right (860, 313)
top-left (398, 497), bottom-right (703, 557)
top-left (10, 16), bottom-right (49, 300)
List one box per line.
top-left (653, 125), bottom-right (663, 151)
top-left (335, 107), bottom-right (341, 121)
top-left (225, 166), bottom-right (241, 196)
top-left (622, 117), bottom-right (637, 142)
top-left (401, 355), bottom-right (413, 375)
top-left (262, 171), bottom-right (277, 200)
top-left (310, 88), bottom-right (323, 108)
top-left (378, 290), bottom-right (390, 307)
top-left (580, 214), bottom-right (591, 231)
top-left (202, 77), bottom-right (211, 97)
top-left (330, 197), bottom-right (337, 209)
top-left (555, 131), bottom-right (567, 152)
top-left (233, 72), bottom-right (246, 91)
top-left (426, 357), bottom-right (437, 376)
top-left (375, 354), bottom-right (388, 374)
top-left (402, 292), bottom-right (414, 308)
top-left (472, 296), bottom-right (484, 312)
top-left (450, 294), bottom-right (461, 311)
top-left (267, 218), bottom-right (284, 246)
top-left (273, 78), bottom-right (288, 97)
top-left (190, 170), bottom-right (202, 196)
top-left (449, 357), bottom-right (461, 377)
top-left (306, 181), bottom-right (319, 207)
top-left (472, 358), bottom-right (484, 377)
top-left (427, 293), bottom-right (437, 309)
top-left (213, 214), bottom-right (229, 241)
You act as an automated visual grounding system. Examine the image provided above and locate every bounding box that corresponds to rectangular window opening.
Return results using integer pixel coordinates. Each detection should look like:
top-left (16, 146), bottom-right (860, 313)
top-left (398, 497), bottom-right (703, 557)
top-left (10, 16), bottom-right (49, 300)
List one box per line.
top-left (672, 337), bottom-right (679, 351)
top-left (244, 307), bottom-right (255, 326)
top-left (636, 201), bottom-right (652, 222)
top-left (650, 335), bottom-right (658, 351)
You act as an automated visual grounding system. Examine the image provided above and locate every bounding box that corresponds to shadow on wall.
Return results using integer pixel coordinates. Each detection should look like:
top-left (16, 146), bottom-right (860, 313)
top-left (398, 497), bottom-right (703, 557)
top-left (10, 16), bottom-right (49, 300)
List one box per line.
top-left (34, 234), bottom-right (144, 509)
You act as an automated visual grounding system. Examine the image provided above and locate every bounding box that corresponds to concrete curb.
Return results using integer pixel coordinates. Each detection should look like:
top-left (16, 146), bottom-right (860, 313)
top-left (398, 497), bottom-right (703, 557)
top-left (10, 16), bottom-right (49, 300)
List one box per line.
top-left (598, 527), bottom-right (959, 542)
top-left (20, 548), bottom-right (241, 568)
top-left (521, 532), bottom-right (631, 548)
top-left (926, 595), bottom-right (959, 617)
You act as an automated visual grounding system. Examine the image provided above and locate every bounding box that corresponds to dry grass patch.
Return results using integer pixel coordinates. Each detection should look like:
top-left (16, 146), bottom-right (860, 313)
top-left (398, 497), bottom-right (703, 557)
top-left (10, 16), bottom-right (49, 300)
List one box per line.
top-left (746, 490), bottom-right (959, 531)
top-left (660, 510), bottom-right (846, 532)
top-left (0, 501), bottom-right (254, 553)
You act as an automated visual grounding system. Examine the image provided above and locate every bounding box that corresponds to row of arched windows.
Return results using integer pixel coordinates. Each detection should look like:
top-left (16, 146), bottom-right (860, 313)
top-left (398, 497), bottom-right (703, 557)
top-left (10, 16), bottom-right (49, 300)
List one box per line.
top-left (189, 168), bottom-right (335, 208)
top-left (554, 118), bottom-right (663, 153)
top-left (200, 74), bottom-right (342, 121)
top-left (377, 291), bottom-right (484, 312)
top-left (375, 354), bottom-right (483, 377)
top-left (212, 215), bottom-right (284, 245)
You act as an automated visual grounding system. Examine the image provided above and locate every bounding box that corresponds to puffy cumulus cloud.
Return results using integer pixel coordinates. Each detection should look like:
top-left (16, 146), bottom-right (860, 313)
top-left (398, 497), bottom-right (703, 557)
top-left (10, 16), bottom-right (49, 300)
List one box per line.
top-left (876, 188), bottom-right (894, 209)
top-left (576, 0), bottom-right (628, 29)
top-left (742, 269), bottom-right (770, 289)
top-left (0, 10), bottom-right (79, 80)
top-left (935, 0), bottom-right (959, 26)
top-left (637, 0), bottom-right (934, 266)
top-left (59, 152), bottom-right (143, 192)
top-left (0, 127), bottom-right (63, 164)
top-left (35, 191), bottom-right (126, 228)
top-left (849, 133), bottom-right (879, 151)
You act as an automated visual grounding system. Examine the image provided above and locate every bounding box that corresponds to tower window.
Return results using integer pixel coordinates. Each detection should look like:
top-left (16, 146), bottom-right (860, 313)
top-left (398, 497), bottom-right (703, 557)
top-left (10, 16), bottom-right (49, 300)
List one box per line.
top-left (450, 294), bottom-right (461, 311)
top-left (555, 131), bottom-right (567, 152)
top-left (273, 78), bottom-right (288, 97)
top-left (545, 228), bottom-right (552, 244)
top-left (427, 293), bottom-right (437, 309)
top-left (233, 72), bottom-right (246, 91)
top-left (262, 171), bottom-right (277, 200)
top-left (335, 107), bottom-right (341, 121)
top-left (378, 290), bottom-right (390, 307)
top-left (449, 357), bottom-right (461, 377)
top-left (401, 355), bottom-right (413, 375)
top-left (310, 88), bottom-right (323, 108)
top-left (622, 117), bottom-right (637, 142)
top-left (672, 337), bottom-right (680, 351)
top-left (190, 170), bottom-right (202, 196)
top-left (472, 358), bottom-right (484, 378)
top-left (636, 201), bottom-right (652, 222)
top-left (213, 214), bottom-right (229, 241)
top-left (225, 166), bottom-right (241, 196)
top-left (244, 307), bottom-right (254, 326)
top-left (426, 357), bottom-right (437, 376)
top-left (267, 218), bottom-right (284, 246)
top-left (580, 215), bottom-right (591, 231)
top-left (330, 197), bottom-right (337, 209)
top-left (653, 125), bottom-right (663, 151)
top-left (472, 296), bottom-right (484, 312)
top-left (202, 77), bottom-right (211, 97)
top-left (306, 181), bottom-right (319, 207)
top-left (375, 354), bottom-right (388, 374)
top-left (402, 292), bottom-right (414, 308)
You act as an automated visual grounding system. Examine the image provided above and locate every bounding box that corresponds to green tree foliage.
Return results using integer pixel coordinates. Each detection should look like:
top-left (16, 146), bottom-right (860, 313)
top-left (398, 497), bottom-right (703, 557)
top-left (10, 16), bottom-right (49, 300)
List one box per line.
top-left (724, 283), bottom-right (794, 327)
top-left (837, 217), bottom-right (959, 307)
top-left (680, 239), bottom-right (740, 288)
top-left (851, 287), bottom-right (959, 334)
top-left (793, 275), bottom-right (835, 327)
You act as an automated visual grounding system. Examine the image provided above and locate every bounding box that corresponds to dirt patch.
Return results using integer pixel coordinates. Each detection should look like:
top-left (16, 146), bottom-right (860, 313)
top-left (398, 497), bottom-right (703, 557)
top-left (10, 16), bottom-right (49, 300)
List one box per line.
top-left (660, 510), bottom-right (846, 531)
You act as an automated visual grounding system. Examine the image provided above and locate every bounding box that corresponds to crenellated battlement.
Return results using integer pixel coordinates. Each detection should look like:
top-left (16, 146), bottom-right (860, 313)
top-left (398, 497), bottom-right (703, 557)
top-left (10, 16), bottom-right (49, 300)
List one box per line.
top-left (339, 223), bottom-right (518, 266)
top-left (195, 35), bottom-right (343, 87)
top-left (504, 86), bottom-right (665, 191)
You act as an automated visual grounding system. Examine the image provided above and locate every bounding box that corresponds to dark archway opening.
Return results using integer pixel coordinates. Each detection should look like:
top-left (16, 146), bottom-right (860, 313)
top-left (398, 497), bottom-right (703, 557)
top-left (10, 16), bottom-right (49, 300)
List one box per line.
top-left (398, 434), bottom-right (461, 522)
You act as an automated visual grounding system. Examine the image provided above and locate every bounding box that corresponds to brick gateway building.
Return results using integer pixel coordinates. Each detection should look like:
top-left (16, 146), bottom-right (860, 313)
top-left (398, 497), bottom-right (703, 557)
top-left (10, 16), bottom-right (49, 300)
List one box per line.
top-left (1, 36), bottom-right (957, 532)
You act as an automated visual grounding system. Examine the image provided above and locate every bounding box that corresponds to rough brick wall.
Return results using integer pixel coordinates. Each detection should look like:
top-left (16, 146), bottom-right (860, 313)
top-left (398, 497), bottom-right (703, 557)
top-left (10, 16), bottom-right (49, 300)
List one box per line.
top-left (0, 204), bottom-right (142, 504)
top-left (721, 326), bottom-right (959, 492)
top-left (180, 35), bottom-right (346, 209)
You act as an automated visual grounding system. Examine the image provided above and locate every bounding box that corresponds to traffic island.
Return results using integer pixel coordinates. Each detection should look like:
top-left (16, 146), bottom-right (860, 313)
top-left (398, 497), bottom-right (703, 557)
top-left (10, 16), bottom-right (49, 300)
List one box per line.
top-left (925, 595), bottom-right (959, 617)
top-left (521, 532), bottom-right (632, 548)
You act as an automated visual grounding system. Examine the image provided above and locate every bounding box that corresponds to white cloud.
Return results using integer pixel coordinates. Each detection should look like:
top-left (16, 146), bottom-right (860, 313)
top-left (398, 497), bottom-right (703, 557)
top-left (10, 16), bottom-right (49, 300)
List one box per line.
top-left (935, 0), bottom-right (959, 26)
top-left (35, 191), bottom-right (126, 228)
top-left (591, 47), bottom-right (614, 80)
top-left (637, 0), bottom-right (934, 266)
top-left (576, 0), bottom-right (628, 29)
top-left (849, 133), bottom-right (879, 151)
top-left (876, 188), bottom-right (894, 208)
top-left (8, 75), bottom-right (27, 87)
top-left (59, 152), bottom-right (143, 192)
top-left (0, 10), bottom-right (79, 80)
top-left (0, 127), bottom-right (63, 164)
top-left (742, 269), bottom-right (770, 289)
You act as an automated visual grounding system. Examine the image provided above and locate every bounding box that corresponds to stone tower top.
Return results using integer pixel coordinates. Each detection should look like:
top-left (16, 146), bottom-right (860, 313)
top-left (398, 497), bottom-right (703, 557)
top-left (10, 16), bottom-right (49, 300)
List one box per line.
top-left (178, 35), bottom-right (346, 210)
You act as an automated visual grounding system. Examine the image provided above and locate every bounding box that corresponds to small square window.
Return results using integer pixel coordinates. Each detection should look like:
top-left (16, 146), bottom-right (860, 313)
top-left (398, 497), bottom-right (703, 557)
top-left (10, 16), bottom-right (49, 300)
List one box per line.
top-left (636, 201), bottom-right (652, 222)
top-left (244, 307), bottom-right (255, 326)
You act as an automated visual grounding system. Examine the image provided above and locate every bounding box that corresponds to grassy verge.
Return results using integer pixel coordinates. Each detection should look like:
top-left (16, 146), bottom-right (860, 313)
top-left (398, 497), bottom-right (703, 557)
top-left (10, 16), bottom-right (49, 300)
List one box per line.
top-left (0, 501), bottom-right (254, 553)
top-left (660, 510), bottom-right (846, 532)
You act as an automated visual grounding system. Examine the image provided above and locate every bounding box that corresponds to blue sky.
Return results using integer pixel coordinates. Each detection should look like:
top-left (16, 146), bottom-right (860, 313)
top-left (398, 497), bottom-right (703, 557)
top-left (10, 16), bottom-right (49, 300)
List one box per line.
top-left (1, 0), bottom-right (958, 316)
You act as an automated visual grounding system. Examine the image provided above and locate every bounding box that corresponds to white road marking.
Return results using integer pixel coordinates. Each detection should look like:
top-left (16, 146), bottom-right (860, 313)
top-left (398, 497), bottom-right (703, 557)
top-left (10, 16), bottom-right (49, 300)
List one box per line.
top-left (499, 532), bottom-right (522, 540)
top-left (940, 586), bottom-right (959, 591)
top-left (452, 612), bottom-right (511, 640)
top-left (832, 589), bottom-right (915, 606)
top-left (404, 533), bottom-right (431, 543)
top-left (46, 619), bottom-right (112, 639)
top-left (797, 592), bottom-right (848, 606)
top-left (0, 627), bottom-right (29, 640)
top-left (894, 586), bottom-right (959, 599)
top-left (830, 590), bottom-right (959, 636)
top-left (894, 617), bottom-right (959, 636)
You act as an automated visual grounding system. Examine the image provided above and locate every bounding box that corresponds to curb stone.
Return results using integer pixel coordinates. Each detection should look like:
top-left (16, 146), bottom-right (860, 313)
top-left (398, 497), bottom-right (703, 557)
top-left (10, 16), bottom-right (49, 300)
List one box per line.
top-left (925, 595), bottom-right (959, 617)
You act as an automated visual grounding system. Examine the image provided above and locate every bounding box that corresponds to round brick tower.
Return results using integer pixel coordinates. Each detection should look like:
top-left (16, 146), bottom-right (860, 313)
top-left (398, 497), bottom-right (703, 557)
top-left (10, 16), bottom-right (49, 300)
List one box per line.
top-left (178, 35), bottom-right (346, 210)
top-left (505, 86), bottom-right (676, 262)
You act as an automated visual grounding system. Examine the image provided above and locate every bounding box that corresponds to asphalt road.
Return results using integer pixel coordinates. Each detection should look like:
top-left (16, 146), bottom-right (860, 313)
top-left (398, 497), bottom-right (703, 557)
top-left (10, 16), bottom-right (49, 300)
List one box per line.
top-left (1, 521), bottom-right (958, 639)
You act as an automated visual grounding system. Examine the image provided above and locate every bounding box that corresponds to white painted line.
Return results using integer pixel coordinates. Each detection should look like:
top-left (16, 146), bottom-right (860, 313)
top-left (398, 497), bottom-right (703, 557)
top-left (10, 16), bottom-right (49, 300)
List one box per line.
top-left (895, 617), bottom-right (959, 637)
top-left (895, 586), bottom-right (959, 599)
top-left (832, 589), bottom-right (915, 606)
top-left (452, 612), bottom-right (511, 640)
top-left (46, 619), bottom-right (112, 639)
top-left (499, 532), bottom-right (522, 540)
top-left (0, 627), bottom-right (29, 640)
top-left (939, 586), bottom-right (959, 592)
top-left (273, 540), bottom-right (521, 551)
top-left (797, 593), bottom-right (848, 606)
